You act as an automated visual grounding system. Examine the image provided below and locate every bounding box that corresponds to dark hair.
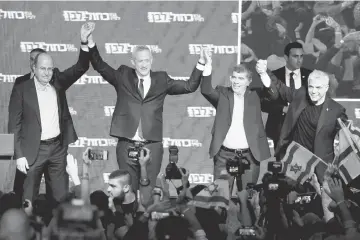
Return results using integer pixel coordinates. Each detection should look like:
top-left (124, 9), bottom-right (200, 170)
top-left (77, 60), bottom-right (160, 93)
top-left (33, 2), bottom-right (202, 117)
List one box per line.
top-left (232, 64), bottom-right (252, 80)
top-left (155, 216), bottom-right (192, 240)
top-left (30, 48), bottom-right (46, 55)
top-left (109, 169), bottom-right (132, 185)
top-left (284, 42), bottom-right (303, 56)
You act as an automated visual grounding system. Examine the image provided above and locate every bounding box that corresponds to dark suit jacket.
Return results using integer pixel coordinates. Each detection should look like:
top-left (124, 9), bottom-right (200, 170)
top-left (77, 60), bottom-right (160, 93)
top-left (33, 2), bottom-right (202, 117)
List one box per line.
top-left (14, 73), bottom-right (31, 86)
top-left (201, 74), bottom-right (271, 161)
top-left (89, 45), bottom-right (202, 141)
top-left (268, 73), bottom-right (347, 169)
top-left (263, 66), bottom-right (312, 142)
top-left (8, 49), bottom-right (90, 165)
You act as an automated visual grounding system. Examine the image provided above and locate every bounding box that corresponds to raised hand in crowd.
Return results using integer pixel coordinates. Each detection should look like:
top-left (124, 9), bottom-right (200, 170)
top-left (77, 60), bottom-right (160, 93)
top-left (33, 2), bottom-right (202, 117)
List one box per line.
top-left (66, 153), bottom-right (80, 186)
top-left (324, 177), bottom-right (345, 204)
top-left (139, 147), bottom-right (151, 167)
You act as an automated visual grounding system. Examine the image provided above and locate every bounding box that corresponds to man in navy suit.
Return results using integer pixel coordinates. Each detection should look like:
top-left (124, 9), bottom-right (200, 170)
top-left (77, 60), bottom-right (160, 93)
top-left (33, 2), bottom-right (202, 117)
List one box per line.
top-left (8, 23), bottom-right (93, 204)
top-left (83, 22), bottom-right (208, 190)
top-left (201, 52), bottom-right (271, 190)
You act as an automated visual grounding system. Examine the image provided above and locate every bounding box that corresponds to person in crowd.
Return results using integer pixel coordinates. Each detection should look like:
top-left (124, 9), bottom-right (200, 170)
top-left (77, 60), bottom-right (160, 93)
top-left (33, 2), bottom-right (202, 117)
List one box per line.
top-left (201, 50), bottom-right (271, 191)
top-left (81, 22), bottom-right (209, 191)
top-left (7, 23), bottom-right (93, 206)
top-left (258, 60), bottom-right (347, 182)
top-left (263, 42), bottom-right (312, 150)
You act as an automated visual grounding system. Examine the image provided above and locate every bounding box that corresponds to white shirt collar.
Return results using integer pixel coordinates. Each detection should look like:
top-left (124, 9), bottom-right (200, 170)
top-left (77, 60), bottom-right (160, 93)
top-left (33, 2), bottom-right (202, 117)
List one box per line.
top-left (136, 73), bottom-right (151, 83)
top-left (285, 67), bottom-right (300, 76)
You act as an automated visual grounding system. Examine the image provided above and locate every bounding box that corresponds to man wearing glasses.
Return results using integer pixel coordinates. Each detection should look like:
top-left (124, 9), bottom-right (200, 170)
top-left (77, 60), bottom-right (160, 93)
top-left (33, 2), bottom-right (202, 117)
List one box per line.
top-left (257, 60), bottom-right (348, 181)
top-left (8, 23), bottom-right (93, 205)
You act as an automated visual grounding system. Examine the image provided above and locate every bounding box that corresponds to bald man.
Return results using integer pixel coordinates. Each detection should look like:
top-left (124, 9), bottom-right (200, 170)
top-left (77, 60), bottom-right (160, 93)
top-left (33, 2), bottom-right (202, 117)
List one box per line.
top-left (258, 62), bottom-right (347, 181)
top-left (8, 23), bottom-right (93, 204)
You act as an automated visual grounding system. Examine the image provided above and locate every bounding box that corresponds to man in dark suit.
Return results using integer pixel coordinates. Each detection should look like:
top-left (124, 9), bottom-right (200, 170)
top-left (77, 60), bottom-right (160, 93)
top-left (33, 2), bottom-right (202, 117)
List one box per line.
top-left (84, 23), bottom-right (207, 190)
top-left (201, 56), bottom-right (271, 190)
top-left (8, 24), bottom-right (92, 204)
top-left (263, 42), bottom-right (312, 149)
top-left (258, 60), bottom-right (347, 182)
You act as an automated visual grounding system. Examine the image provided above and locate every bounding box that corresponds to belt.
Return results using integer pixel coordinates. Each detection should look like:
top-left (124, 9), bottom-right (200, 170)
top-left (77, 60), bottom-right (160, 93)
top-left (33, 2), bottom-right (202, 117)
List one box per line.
top-left (40, 135), bottom-right (60, 145)
top-left (119, 138), bottom-right (159, 145)
top-left (221, 145), bottom-right (250, 154)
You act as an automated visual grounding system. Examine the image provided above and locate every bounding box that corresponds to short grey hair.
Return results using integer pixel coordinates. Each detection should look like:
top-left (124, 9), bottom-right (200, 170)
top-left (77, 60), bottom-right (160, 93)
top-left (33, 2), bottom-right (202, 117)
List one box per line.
top-left (308, 70), bottom-right (330, 85)
top-left (132, 45), bottom-right (152, 59)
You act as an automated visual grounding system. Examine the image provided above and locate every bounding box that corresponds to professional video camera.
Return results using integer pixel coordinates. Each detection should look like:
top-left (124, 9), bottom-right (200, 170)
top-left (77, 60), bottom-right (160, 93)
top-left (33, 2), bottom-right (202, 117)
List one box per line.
top-left (262, 162), bottom-right (292, 198)
top-left (165, 145), bottom-right (186, 179)
top-left (128, 141), bottom-right (145, 160)
top-left (225, 155), bottom-right (251, 177)
top-left (50, 199), bottom-right (104, 240)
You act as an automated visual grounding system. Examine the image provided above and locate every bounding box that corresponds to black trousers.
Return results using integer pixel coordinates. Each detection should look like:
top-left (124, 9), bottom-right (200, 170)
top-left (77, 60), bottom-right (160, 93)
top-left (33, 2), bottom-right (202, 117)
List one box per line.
top-left (116, 139), bottom-right (163, 191)
top-left (14, 139), bottom-right (68, 204)
top-left (213, 147), bottom-right (260, 192)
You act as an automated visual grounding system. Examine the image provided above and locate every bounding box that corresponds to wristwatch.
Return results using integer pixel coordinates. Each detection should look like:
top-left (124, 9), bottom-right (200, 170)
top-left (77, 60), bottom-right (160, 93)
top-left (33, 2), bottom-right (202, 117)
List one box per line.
top-left (81, 41), bottom-right (89, 45)
top-left (140, 178), bottom-right (150, 186)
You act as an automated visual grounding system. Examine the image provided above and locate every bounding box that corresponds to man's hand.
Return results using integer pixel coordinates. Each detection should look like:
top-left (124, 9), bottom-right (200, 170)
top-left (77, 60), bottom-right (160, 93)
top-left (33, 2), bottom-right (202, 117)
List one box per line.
top-left (204, 47), bottom-right (212, 65)
top-left (108, 196), bottom-right (116, 213)
top-left (66, 154), bottom-right (78, 178)
top-left (139, 147), bottom-right (151, 167)
top-left (324, 178), bottom-right (345, 203)
top-left (312, 15), bottom-right (325, 26)
top-left (199, 47), bottom-right (206, 65)
top-left (179, 168), bottom-right (190, 188)
top-left (256, 60), bottom-right (267, 75)
top-left (80, 22), bottom-right (95, 43)
top-left (16, 157), bottom-right (29, 174)
top-left (82, 147), bottom-right (92, 165)
top-left (23, 199), bottom-right (33, 217)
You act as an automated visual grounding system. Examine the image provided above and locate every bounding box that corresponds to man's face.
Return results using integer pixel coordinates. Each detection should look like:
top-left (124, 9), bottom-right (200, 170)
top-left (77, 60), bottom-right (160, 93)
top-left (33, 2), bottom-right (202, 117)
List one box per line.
top-left (33, 54), bottom-right (53, 85)
top-left (132, 49), bottom-right (152, 77)
top-left (285, 48), bottom-right (303, 70)
top-left (107, 178), bottom-right (126, 199)
top-left (230, 71), bottom-right (251, 94)
top-left (308, 75), bottom-right (329, 103)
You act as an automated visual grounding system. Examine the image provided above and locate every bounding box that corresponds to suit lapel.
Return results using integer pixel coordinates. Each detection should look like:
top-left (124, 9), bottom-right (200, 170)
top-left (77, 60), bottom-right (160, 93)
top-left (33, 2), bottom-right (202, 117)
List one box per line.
top-left (144, 71), bottom-right (156, 101)
top-left (316, 98), bottom-right (330, 135)
top-left (54, 86), bottom-right (63, 129)
top-left (290, 88), bottom-right (308, 130)
top-left (28, 79), bottom-right (41, 126)
top-left (228, 88), bottom-right (234, 125)
top-left (300, 68), bottom-right (308, 86)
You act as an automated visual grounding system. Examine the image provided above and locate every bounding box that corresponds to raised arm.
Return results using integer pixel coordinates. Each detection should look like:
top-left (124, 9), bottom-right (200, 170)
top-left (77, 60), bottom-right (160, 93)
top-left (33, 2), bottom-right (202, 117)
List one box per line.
top-left (85, 22), bottom-right (119, 88)
top-left (55, 23), bottom-right (93, 90)
top-left (166, 47), bottom-right (207, 95)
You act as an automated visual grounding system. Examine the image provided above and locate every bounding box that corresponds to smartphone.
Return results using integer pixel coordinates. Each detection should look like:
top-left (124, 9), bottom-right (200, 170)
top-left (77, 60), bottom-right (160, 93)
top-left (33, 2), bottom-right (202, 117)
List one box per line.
top-left (238, 228), bottom-right (255, 236)
top-left (268, 183), bottom-right (279, 191)
top-left (295, 192), bottom-right (316, 205)
top-left (151, 212), bottom-right (171, 220)
top-left (88, 149), bottom-right (109, 161)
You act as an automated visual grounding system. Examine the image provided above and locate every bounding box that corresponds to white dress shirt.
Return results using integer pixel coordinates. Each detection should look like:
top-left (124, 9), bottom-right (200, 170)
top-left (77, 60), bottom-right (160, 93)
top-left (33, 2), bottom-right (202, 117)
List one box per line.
top-left (222, 93), bottom-right (249, 149)
top-left (285, 67), bottom-right (302, 89)
top-left (34, 78), bottom-right (60, 140)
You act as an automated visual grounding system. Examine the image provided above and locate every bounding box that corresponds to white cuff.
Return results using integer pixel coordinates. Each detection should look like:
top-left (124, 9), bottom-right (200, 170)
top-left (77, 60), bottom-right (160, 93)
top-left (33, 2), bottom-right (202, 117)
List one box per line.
top-left (196, 62), bottom-right (205, 71)
top-left (260, 73), bottom-right (271, 88)
top-left (81, 45), bottom-right (89, 52)
top-left (88, 42), bottom-right (96, 48)
top-left (203, 64), bottom-right (212, 76)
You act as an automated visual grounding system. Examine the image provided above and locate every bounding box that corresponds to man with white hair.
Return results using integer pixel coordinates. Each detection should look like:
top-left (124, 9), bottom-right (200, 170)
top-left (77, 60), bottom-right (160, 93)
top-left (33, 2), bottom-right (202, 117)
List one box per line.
top-left (82, 22), bottom-right (210, 191)
top-left (257, 60), bottom-right (348, 181)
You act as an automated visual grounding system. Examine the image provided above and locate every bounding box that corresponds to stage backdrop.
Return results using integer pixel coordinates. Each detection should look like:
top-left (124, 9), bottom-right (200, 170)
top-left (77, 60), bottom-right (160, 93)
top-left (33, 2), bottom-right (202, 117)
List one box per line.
top-left (1, 1), bottom-right (359, 195)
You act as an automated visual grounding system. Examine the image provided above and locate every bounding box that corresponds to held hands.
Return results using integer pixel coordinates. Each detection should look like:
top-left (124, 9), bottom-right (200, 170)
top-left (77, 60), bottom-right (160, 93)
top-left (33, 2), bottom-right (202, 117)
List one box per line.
top-left (256, 60), bottom-right (267, 75)
top-left (199, 47), bottom-right (212, 65)
top-left (16, 157), bottom-right (29, 174)
top-left (80, 22), bottom-right (95, 43)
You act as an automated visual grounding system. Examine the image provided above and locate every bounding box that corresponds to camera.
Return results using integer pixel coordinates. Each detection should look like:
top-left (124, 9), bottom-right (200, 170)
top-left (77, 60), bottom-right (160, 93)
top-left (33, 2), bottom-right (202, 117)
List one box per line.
top-left (88, 149), bottom-right (109, 161)
top-left (267, 161), bottom-right (283, 174)
top-left (128, 142), bottom-right (145, 160)
top-left (237, 227), bottom-right (255, 236)
top-left (165, 146), bottom-right (186, 179)
top-left (225, 155), bottom-right (250, 177)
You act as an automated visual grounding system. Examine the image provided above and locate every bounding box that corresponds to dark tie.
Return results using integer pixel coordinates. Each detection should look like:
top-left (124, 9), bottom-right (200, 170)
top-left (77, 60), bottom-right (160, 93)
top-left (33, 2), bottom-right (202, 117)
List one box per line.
top-left (139, 78), bottom-right (144, 99)
top-left (289, 72), bottom-right (295, 91)
top-left (138, 79), bottom-right (144, 139)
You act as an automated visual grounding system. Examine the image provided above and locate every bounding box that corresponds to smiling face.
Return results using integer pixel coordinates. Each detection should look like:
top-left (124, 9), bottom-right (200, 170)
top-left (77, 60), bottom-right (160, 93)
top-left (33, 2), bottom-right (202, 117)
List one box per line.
top-left (131, 48), bottom-right (153, 77)
top-left (230, 71), bottom-right (252, 94)
top-left (307, 70), bottom-right (329, 104)
top-left (33, 53), bottom-right (54, 85)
